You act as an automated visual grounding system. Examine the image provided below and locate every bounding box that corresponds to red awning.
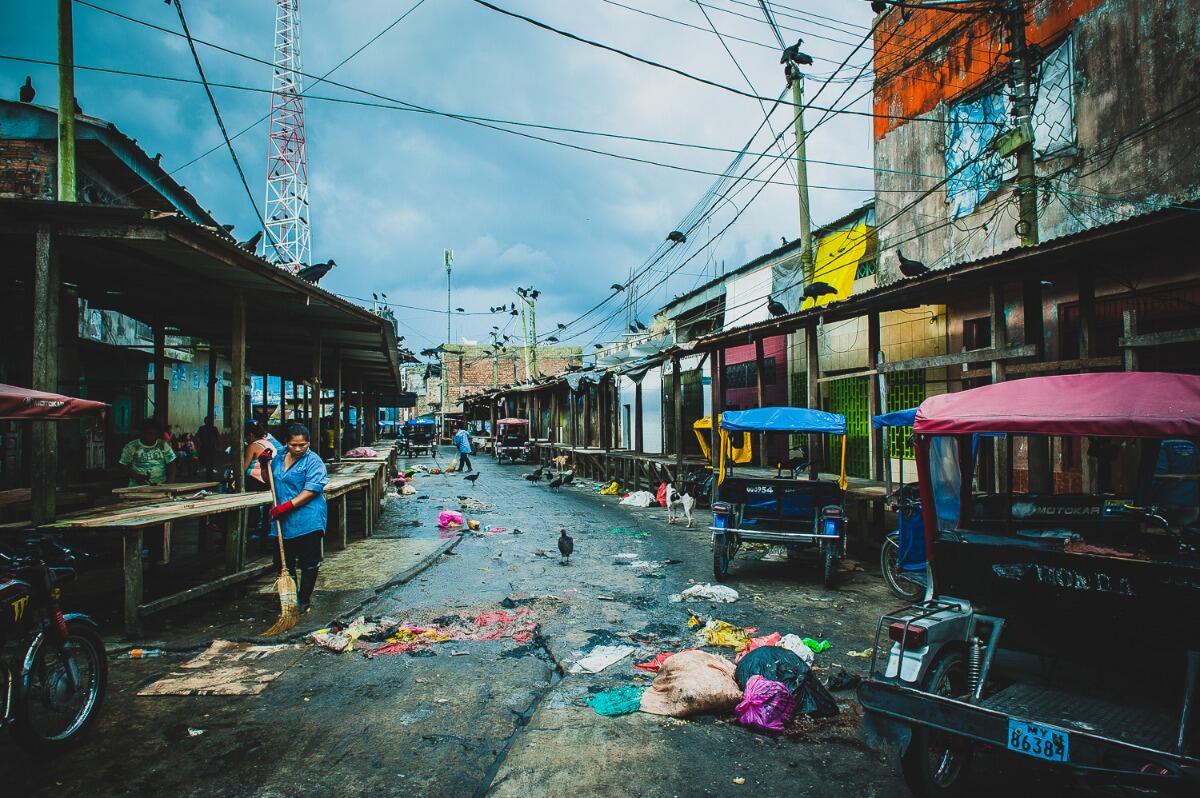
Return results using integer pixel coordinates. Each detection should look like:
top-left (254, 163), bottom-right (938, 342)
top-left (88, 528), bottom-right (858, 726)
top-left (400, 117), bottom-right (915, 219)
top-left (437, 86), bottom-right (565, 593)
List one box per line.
top-left (914, 372), bottom-right (1200, 438)
top-left (0, 383), bottom-right (108, 421)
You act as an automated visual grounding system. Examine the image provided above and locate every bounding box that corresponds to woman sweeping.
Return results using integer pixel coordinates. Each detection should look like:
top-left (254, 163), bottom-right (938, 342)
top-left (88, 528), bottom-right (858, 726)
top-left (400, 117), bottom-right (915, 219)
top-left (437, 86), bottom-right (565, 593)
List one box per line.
top-left (267, 424), bottom-right (329, 615)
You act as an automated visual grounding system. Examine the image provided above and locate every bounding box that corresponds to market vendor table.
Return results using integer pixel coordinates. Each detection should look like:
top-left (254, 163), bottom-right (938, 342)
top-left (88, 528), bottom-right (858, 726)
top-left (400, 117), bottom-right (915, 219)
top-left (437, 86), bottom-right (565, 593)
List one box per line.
top-left (0, 488), bottom-right (92, 522)
top-left (111, 481), bottom-right (219, 500)
top-left (323, 469), bottom-right (379, 550)
top-left (40, 492), bottom-right (271, 637)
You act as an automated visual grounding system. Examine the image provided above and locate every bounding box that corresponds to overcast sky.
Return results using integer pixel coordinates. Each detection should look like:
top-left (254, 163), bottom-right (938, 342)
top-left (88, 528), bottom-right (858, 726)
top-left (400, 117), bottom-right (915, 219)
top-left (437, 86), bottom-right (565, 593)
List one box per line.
top-left (2, 0), bottom-right (876, 353)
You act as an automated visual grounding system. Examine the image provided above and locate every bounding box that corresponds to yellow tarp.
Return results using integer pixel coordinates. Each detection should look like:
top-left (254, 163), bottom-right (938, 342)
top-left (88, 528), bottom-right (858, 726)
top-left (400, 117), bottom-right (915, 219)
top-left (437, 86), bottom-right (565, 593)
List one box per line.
top-left (802, 220), bottom-right (874, 311)
top-left (693, 415), bottom-right (752, 464)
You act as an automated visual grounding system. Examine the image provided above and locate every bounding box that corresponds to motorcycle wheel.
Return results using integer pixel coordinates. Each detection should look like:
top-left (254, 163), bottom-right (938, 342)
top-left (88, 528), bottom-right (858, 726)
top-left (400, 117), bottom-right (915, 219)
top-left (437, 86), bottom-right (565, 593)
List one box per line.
top-left (900, 651), bottom-right (974, 797)
top-left (712, 538), bottom-right (734, 582)
top-left (822, 541), bottom-right (838, 589)
top-left (14, 620), bottom-right (108, 754)
top-left (881, 536), bottom-right (925, 601)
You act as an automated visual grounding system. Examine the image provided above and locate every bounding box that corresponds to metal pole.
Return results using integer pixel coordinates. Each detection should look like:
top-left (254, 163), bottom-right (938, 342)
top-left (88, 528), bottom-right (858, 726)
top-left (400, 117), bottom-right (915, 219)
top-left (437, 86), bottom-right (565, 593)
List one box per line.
top-left (56, 0), bottom-right (76, 202)
top-left (1007, 0), bottom-right (1039, 247)
top-left (529, 295), bottom-right (539, 379)
top-left (443, 248), bottom-right (452, 440)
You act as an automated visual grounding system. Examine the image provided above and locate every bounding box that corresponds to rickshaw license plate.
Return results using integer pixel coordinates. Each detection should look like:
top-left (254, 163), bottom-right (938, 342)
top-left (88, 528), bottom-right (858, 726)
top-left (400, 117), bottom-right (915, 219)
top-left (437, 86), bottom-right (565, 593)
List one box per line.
top-left (1007, 719), bottom-right (1069, 762)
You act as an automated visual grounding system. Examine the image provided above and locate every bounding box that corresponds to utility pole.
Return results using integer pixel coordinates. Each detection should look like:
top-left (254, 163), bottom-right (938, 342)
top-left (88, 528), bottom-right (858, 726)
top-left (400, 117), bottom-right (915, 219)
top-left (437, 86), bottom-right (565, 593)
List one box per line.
top-left (442, 248), bottom-right (452, 439)
top-left (785, 55), bottom-right (814, 282)
top-left (57, 0), bottom-right (76, 201)
top-left (528, 295), bottom-right (539, 379)
top-left (1005, 0), bottom-right (1039, 247)
top-left (515, 287), bottom-right (540, 381)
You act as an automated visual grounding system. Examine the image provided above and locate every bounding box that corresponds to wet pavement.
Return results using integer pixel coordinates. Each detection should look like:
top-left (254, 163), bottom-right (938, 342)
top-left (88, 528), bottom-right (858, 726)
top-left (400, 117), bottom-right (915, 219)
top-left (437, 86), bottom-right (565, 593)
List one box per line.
top-left (0, 448), bottom-right (1127, 796)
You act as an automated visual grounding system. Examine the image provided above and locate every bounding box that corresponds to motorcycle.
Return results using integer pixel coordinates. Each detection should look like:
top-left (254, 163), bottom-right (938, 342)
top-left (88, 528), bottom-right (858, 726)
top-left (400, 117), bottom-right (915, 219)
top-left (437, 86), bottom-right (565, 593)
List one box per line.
top-left (0, 536), bottom-right (107, 753)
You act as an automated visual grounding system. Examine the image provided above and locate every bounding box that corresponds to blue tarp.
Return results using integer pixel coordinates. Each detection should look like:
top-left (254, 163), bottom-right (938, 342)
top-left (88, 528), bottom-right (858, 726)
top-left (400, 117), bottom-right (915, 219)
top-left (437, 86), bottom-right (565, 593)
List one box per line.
top-left (720, 407), bottom-right (846, 435)
top-left (872, 408), bottom-right (918, 429)
top-left (404, 417), bottom-right (436, 426)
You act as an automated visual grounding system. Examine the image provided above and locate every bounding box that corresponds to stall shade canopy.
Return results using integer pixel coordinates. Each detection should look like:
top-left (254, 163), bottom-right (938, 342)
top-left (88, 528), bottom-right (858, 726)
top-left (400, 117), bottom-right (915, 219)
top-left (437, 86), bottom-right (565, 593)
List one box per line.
top-left (720, 407), bottom-right (846, 435)
top-left (914, 372), bottom-right (1200, 438)
top-left (0, 384), bottom-right (107, 421)
top-left (872, 408), bottom-right (917, 429)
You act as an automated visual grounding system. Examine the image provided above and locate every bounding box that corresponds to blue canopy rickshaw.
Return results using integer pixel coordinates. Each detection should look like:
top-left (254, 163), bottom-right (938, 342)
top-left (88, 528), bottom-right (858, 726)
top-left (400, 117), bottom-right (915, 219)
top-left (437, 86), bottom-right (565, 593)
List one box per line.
top-left (873, 408), bottom-right (927, 600)
top-left (401, 417), bottom-right (436, 457)
top-left (710, 407), bottom-right (849, 588)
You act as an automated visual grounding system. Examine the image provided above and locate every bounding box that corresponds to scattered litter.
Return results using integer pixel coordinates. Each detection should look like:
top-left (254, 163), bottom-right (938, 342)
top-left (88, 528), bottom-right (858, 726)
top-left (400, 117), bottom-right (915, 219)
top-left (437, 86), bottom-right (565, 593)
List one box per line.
top-left (608, 527), bottom-right (649, 539)
top-left (613, 553), bottom-right (639, 562)
top-left (640, 650), bottom-right (743, 718)
top-left (802, 637), bottom-right (832, 654)
top-left (437, 510), bottom-right (464, 529)
top-left (618, 491), bottom-right (655, 507)
top-left (343, 446), bottom-right (380, 458)
top-left (467, 519), bottom-right (481, 531)
top-left (587, 684), bottom-right (646, 716)
top-left (138, 640), bottom-right (302, 696)
top-left (597, 595), bottom-right (615, 601)
top-left (451, 651), bottom-right (469, 657)
top-left (733, 777), bottom-right (746, 786)
top-left (699, 619), bottom-right (752, 650)
top-left (458, 496), bottom-right (494, 512)
top-left (779, 634), bottom-right (816, 664)
top-left (671, 583), bottom-right (739, 603)
top-left (734, 632), bottom-right (782, 663)
top-left (735, 646), bottom-right (839, 718)
top-left (826, 668), bottom-right (862, 691)
top-left (308, 609), bottom-right (538, 658)
top-left (125, 648), bottom-right (163, 659)
top-left (599, 481), bottom-right (620, 495)
top-left (846, 647), bottom-right (874, 658)
top-left (309, 617), bottom-right (379, 653)
top-left (187, 728), bottom-right (206, 737)
top-left (634, 649), bottom-right (696, 673)
top-left (570, 644), bottom-right (636, 674)
top-left (485, 526), bottom-right (510, 534)
top-left (736, 675), bottom-right (796, 732)
top-left (686, 610), bottom-right (706, 628)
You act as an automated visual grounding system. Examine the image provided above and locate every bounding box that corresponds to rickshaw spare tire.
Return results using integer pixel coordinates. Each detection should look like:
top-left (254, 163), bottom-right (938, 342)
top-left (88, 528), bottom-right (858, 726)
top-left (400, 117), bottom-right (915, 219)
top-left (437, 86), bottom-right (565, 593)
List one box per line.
top-left (900, 650), bottom-right (974, 797)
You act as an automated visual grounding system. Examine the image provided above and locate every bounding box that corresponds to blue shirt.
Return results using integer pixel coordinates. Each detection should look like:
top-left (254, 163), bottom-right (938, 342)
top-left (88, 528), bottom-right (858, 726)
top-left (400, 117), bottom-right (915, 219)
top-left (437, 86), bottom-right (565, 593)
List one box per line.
top-left (454, 429), bottom-right (472, 454)
top-left (269, 448), bottom-right (329, 539)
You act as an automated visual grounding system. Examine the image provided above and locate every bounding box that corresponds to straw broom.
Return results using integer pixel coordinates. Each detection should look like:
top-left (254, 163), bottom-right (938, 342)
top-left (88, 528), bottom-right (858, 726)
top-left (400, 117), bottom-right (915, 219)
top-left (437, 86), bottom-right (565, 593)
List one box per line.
top-left (260, 454), bottom-right (299, 636)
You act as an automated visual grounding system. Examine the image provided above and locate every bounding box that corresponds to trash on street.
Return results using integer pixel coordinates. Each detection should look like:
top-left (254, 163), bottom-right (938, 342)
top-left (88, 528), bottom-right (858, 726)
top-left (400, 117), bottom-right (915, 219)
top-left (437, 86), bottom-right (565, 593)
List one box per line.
top-left (639, 650), bottom-right (743, 718)
top-left (671, 583), bottom-right (739, 603)
top-left (587, 684), bottom-right (647, 716)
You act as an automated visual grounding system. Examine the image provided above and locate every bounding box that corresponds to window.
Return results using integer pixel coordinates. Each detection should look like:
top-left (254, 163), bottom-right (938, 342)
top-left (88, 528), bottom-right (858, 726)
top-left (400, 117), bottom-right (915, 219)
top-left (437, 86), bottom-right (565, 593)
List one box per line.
top-left (963, 316), bottom-right (992, 351)
top-left (722, 358), bottom-right (776, 390)
top-left (854, 258), bottom-right (878, 279)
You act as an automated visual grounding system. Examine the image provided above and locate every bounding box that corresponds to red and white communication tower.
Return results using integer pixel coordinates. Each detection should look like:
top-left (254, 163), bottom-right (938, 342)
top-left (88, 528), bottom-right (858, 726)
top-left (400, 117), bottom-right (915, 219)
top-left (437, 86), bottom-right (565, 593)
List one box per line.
top-left (263, 0), bottom-right (311, 272)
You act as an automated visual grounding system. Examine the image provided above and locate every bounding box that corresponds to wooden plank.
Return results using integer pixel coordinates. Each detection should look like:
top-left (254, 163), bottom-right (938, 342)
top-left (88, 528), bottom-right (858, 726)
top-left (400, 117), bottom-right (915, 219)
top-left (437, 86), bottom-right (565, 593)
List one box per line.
top-left (817, 369), bottom-right (879, 384)
top-left (42, 492), bottom-right (270, 529)
top-left (138, 563), bottom-right (274, 617)
top-left (1120, 326), bottom-right (1200, 348)
top-left (1122, 310), bottom-right (1139, 371)
top-left (112, 481), bottom-right (219, 498)
top-left (878, 344), bottom-right (1037, 374)
top-left (1002, 357), bottom-right (1122, 375)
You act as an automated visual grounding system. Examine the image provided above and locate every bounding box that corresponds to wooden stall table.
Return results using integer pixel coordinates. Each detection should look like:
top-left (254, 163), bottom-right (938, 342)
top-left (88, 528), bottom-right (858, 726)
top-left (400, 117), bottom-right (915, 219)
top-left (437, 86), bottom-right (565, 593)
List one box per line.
top-left (337, 457), bottom-right (387, 525)
top-left (0, 488), bottom-right (92, 522)
top-left (323, 470), bottom-right (378, 550)
top-left (40, 492), bottom-right (271, 638)
top-left (111, 481), bottom-right (219, 500)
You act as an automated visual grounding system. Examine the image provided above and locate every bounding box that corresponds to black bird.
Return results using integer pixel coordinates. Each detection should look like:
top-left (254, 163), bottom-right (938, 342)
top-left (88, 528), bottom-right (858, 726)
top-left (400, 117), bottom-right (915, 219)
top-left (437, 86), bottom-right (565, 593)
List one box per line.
top-left (372, 292), bottom-right (379, 301)
top-left (897, 250), bottom-right (929, 278)
top-left (767, 298), bottom-right (788, 317)
top-left (803, 281), bottom-right (838, 301)
top-left (562, 470), bottom-right (575, 485)
top-left (557, 528), bottom-right (574, 565)
top-left (529, 290), bottom-right (540, 300)
top-left (610, 283), bottom-right (624, 292)
top-left (628, 324), bottom-right (638, 333)
top-left (523, 470), bottom-right (543, 483)
top-left (548, 476), bottom-right (563, 490)
top-left (510, 309), bottom-right (519, 316)
top-left (511, 302), bottom-right (517, 311)
top-left (238, 231), bottom-right (262, 251)
top-left (667, 230), bottom-right (686, 244)
top-left (19, 76), bottom-right (35, 103)
top-left (593, 343), bottom-right (604, 350)
top-left (557, 323), bottom-right (566, 330)
top-left (634, 319), bottom-right (648, 331)
top-left (780, 40), bottom-right (814, 67)
top-left (463, 472), bottom-right (480, 487)
top-left (153, 153), bottom-right (163, 166)
top-left (222, 224), bottom-right (236, 234)
top-left (297, 259), bottom-right (336, 284)
top-left (545, 336), bottom-right (559, 343)
top-left (455, 307), bottom-right (465, 312)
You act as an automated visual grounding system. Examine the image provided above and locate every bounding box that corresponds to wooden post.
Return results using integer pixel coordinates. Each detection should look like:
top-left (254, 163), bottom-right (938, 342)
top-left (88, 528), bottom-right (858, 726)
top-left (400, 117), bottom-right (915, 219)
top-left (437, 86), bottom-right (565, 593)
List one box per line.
top-left (672, 355), bottom-right (683, 479)
top-left (153, 323), bottom-right (168, 427)
top-left (1079, 271), bottom-right (1095, 363)
top-left (548, 389), bottom-right (556, 443)
top-left (357, 378), bottom-right (365, 445)
top-left (877, 349), bottom-right (892, 487)
top-left (806, 324), bottom-right (820, 473)
top-left (1023, 279), bottom-right (1050, 494)
top-left (990, 283), bottom-right (1007, 490)
top-left (206, 345), bottom-right (218, 425)
top-left (123, 529), bottom-right (143, 638)
top-left (867, 313), bottom-right (883, 481)
top-left (1122, 310), bottom-right (1138, 372)
top-left (334, 350), bottom-right (343, 460)
top-left (311, 336), bottom-right (322, 454)
top-left (634, 378), bottom-right (644, 454)
top-left (227, 293), bottom-right (246, 575)
top-left (583, 385), bottom-right (592, 448)
top-left (31, 225), bottom-right (59, 526)
top-left (754, 337), bottom-right (767, 467)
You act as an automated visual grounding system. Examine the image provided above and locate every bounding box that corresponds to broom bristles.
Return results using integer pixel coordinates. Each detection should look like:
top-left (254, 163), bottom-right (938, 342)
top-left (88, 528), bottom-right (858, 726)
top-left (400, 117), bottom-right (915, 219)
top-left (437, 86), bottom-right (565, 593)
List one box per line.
top-left (261, 571), bottom-right (300, 636)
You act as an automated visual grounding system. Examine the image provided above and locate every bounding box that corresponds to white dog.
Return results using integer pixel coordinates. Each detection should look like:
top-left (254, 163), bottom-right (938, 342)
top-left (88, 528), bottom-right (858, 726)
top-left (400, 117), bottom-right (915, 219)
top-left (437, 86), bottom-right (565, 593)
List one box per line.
top-left (664, 483), bottom-right (696, 527)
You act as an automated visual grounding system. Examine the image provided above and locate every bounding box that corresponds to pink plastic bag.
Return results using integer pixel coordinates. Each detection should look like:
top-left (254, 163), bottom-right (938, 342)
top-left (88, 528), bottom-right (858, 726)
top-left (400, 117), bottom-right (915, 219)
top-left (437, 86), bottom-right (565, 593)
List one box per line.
top-left (437, 510), bottom-right (464, 528)
top-left (734, 675), bottom-right (796, 732)
top-left (734, 632), bottom-right (782, 663)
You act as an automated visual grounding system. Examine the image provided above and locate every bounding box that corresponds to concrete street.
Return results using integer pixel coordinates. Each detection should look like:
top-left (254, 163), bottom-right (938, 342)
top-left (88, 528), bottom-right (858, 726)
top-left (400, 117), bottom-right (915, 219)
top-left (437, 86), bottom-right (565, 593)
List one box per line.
top-left (1, 449), bottom-right (1120, 797)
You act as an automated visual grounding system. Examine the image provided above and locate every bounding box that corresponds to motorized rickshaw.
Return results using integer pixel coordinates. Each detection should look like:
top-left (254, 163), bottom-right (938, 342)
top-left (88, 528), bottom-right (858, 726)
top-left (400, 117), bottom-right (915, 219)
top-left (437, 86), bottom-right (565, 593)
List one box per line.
top-left (874, 408), bottom-right (928, 601)
top-left (400, 417), bottom-right (436, 458)
top-left (709, 407), bottom-right (849, 588)
top-left (859, 372), bottom-right (1200, 796)
top-left (494, 418), bottom-right (532, 464)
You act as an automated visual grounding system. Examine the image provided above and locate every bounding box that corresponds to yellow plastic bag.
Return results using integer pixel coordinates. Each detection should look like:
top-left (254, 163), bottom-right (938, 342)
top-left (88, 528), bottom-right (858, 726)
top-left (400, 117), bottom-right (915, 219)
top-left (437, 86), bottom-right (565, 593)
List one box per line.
top-left (700, 619), bottom-right (751, 649)
top-left (599, 481), bottom-right (620, 495)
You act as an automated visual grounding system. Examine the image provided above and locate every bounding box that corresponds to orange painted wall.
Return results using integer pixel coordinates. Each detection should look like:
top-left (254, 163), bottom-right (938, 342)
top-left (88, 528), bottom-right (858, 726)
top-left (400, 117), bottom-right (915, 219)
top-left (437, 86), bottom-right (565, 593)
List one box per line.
top-left (873, 0), bottom-right (1105, 140)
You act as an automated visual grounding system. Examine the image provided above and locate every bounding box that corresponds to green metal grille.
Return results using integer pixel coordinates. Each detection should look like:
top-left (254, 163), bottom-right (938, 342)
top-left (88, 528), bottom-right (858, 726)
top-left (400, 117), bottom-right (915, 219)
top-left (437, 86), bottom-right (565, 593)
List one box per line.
top-left (885, 371), bottom-right (926, 461)
top-left (826, 376), bottom-right (870, 479)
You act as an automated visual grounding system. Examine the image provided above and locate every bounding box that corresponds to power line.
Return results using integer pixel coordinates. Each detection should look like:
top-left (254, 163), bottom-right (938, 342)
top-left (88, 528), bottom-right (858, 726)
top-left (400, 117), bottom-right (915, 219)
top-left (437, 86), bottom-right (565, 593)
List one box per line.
top-left (170, 0), bottom-right (283, 260)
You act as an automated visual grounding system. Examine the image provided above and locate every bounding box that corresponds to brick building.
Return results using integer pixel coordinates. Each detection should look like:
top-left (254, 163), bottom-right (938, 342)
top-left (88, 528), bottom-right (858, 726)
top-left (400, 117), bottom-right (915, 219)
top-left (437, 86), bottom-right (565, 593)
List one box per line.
top-left (425, 344), bottom-right (583, 418)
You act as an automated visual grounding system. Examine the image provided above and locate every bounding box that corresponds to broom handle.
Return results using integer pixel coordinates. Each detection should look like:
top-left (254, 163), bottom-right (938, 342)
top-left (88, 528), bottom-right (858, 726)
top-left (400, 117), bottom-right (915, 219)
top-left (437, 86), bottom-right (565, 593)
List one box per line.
top-left (261, 452), bottom-right (287, 569)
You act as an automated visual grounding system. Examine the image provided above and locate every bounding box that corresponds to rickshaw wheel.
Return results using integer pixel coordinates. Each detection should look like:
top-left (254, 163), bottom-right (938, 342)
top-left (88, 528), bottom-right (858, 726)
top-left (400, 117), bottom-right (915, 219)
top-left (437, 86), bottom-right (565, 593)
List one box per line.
top-left (900, 651), bottom-right (974, 797)
top-left (712, 540), bottom-right (733, 582)
top-left (881, 537), bottom-right (925, 602)
top-left (822, 542), bottom-right (837, 589)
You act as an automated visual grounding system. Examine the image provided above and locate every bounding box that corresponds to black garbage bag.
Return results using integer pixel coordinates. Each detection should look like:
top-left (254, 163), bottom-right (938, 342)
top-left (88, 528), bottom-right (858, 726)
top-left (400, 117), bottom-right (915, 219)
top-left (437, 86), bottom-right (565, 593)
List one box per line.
top-left (734, 646), bottom-right (839, 718)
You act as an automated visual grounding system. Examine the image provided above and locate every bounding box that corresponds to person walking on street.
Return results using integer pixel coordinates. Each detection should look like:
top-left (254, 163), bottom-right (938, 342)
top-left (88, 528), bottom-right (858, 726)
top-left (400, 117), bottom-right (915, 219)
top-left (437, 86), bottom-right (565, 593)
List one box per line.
top-left (453, 423), bottom-right (473, 473)
top-left (196, 415), bottom-right (220, 478)
top-left (267, 424), bottom-right (329, 614)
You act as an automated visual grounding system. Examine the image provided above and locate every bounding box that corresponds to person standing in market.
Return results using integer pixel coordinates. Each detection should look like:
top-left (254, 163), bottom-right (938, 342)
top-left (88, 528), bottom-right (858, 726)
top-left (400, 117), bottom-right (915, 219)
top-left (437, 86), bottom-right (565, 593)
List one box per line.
top-left (119, 417), bottom-right (177, 486)
top-left (266, 424), bottom-right (329, 614)
top-left (195, 415), bottom-right (220, 478)
top-left (453, 422), bottom-right (474, 473)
